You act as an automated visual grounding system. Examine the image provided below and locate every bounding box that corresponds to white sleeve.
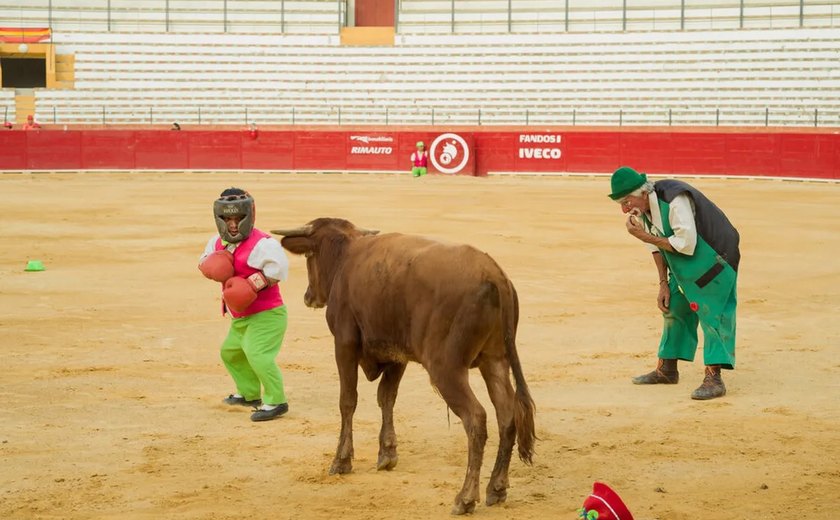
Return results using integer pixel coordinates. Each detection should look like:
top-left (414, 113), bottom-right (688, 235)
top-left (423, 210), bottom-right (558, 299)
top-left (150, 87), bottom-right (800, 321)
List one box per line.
top-left (667, 194), bottom-right (698, 255)
top-left (247, 237), bottom-right (290, 282)
top-left (639, 217), bottom-right (659, 253)
top-left (200, 235), bottom-right (220, 262)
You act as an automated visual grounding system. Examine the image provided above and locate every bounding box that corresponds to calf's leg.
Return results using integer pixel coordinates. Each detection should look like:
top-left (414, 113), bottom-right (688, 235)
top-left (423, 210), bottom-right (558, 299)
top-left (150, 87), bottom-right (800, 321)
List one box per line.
top-left (330, 341), bottom-right (360, 475)
top-left (430, 369), bottom-right (487, 515)
top-left (479, 358), bottom-right (516, 506)
top-left (377, 362), bottom-right (407, 471)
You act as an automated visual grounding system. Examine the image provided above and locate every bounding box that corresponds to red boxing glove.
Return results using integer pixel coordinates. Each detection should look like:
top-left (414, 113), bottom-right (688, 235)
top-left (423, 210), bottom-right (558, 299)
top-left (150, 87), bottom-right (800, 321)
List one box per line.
top-left (223, 277), bottom-right (258, 313)
top-left (199, 250), bottom-right (234, 283)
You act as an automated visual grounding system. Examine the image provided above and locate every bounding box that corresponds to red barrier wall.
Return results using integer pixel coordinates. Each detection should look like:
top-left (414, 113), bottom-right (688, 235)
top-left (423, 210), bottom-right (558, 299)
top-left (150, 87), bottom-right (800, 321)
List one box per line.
top-left (0, 128), bottom-right (837, 179)
top-left (473, 130), bottom-right (840, 179)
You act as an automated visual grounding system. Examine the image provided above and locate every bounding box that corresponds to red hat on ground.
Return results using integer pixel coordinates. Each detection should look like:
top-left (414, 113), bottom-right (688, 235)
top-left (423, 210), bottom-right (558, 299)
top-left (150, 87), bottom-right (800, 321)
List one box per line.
top-left (579, 482), bottom-right (634, 520)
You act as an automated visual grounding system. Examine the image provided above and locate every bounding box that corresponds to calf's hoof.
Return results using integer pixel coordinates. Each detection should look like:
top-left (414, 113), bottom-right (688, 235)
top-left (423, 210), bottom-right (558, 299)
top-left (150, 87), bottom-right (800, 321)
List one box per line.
top-left (485, 488), bottom-right (507, 506)
top-left (451, 498), bottom-right (477, 515)
top-left (376, 453), bottom-right (398, 471)
top-left (329, 459), bottom-right (353, 475)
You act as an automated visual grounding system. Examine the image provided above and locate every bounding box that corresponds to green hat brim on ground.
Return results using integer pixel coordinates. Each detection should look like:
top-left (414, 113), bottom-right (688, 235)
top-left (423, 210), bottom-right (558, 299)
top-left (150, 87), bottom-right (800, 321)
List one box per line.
top-left (608, 166), bottom-right (647, 200)
top-left (24, 260), bottom-right (45, 271)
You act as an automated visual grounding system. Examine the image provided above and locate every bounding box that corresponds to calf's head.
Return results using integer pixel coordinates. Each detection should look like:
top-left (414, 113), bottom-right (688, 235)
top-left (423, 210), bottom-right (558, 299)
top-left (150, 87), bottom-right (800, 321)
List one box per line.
top-left (272, 218), bottom-right (378, 309)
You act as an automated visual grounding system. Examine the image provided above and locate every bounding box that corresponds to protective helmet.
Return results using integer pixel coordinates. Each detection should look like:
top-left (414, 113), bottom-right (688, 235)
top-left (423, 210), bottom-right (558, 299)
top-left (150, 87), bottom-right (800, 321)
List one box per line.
top-left (213, 188), bottom-right (255, 243)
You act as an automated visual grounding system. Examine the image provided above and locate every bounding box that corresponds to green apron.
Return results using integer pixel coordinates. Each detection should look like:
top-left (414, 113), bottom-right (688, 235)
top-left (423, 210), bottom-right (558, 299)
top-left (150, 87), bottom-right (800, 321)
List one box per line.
top-left (649, 200), bottom-right (737, 369)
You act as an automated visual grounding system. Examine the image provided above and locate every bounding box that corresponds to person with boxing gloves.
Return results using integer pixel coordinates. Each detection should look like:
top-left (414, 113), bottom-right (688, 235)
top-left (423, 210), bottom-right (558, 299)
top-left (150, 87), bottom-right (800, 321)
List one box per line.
top-left (198, 187), bottom-right (291, 422)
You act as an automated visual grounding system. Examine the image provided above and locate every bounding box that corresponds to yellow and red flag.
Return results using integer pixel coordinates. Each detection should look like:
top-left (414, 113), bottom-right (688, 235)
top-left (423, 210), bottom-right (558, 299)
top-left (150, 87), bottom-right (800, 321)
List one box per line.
top-left (0, 27), bottom-right (51, 43)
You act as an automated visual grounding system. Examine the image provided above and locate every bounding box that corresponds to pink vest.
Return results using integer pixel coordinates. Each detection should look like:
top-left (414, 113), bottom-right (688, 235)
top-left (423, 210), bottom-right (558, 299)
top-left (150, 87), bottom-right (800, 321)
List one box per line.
top-left (412, 151), bottom-right (428, 167)
top-left (215, 229), bottom-right (283, 318)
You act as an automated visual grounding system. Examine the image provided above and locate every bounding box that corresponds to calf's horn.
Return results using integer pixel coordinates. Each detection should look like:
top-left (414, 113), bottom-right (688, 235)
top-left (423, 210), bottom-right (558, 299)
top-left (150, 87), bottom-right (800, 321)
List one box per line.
top-left (271, 224), bottom-right (313, 237)
top-left (357, 227), bottom-right (380, 236)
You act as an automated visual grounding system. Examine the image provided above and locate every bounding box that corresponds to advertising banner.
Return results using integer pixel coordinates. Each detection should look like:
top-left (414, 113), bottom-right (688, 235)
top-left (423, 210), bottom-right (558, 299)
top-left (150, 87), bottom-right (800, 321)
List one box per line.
top-left (427, 132), bottom-right (475, 175)
top-left (346, 133), bottom-right (398, 170)
top-left (514, 132), bottom-right (566, 171)
top-left (1, 128), bottom-right (836, 179)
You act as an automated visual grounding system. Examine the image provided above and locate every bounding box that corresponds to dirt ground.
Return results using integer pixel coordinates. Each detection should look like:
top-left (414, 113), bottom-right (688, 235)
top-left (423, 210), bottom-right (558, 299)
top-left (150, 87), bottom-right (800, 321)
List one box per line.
top-left (1, 172), bottom-right (838, 520)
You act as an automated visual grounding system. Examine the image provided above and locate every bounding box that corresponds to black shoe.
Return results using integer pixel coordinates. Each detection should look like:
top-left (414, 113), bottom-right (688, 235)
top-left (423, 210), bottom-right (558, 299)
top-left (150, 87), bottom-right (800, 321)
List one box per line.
top-left (250, 403), bottom-right (289, 422)
top-left (632, 359), bottom-right (679, 385)
top-left (691, 366), bottom-right (726, 400)
top-left (223, 394), bottom-right (262, 407)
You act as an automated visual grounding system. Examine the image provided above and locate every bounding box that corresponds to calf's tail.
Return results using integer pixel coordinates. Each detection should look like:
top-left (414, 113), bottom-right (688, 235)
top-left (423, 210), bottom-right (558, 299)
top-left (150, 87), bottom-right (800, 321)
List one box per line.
top-left (505, 283), bottom-right (536, 465)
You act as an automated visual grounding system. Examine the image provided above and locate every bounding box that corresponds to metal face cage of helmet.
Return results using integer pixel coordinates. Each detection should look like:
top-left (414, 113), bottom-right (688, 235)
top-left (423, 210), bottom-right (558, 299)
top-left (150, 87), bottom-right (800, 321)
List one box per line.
top-left (214, 190), bottom-right (255, 243)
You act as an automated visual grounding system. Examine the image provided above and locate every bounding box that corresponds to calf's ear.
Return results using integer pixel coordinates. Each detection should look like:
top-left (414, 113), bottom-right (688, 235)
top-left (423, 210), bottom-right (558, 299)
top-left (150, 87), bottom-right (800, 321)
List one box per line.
top-left (280, 236), bottom-right (313, 255)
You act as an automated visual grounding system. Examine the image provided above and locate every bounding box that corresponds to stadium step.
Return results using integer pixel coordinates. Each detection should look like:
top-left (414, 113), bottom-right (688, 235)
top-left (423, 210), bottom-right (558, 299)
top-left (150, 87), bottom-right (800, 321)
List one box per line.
top-left (340, 27), bottom-right (395, 46)
top-left (15, 91), bottom-right (36, 123)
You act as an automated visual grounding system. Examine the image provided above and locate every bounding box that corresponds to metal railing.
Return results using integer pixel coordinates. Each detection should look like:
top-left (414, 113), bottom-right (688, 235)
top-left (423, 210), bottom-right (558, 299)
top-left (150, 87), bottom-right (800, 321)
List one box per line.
top-left (2, 1), bottom-right (838, 34)
top-left (2, 0), bottom-right (348, 34)
top-left (19, 104), bottom-right (840, 128)
top-left (399, 0), bottom-right (840, 33)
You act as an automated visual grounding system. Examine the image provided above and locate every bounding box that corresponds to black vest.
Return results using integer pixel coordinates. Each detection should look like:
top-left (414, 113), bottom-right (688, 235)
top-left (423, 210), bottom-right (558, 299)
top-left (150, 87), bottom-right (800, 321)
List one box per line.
top-left (654, 180), bottom-right (741, 272)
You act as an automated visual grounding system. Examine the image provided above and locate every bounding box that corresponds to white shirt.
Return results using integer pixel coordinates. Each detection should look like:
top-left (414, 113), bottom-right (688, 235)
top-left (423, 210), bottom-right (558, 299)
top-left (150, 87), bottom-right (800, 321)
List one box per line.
top-left (201, 235), bottom-right (290, 282)
top-left (644, 191), bottom-right (697, 255)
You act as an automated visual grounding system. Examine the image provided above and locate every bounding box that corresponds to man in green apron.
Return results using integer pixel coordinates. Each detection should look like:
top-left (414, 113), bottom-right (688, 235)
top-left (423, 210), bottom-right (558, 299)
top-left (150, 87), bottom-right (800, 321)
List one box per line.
top-left (608, 167), bottom-right (740, 400)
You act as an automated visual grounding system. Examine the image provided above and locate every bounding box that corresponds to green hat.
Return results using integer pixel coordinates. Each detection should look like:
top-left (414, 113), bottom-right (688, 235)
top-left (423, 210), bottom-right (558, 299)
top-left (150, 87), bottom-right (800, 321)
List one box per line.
top-left (416, 141), bottom-right (425, 148)
top-left (608, 166), bottom-right (647, 200)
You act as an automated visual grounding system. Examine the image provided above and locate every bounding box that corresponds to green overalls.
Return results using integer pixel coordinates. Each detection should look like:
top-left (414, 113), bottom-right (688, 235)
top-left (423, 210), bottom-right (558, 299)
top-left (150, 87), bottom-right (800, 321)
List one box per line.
top-left (650, 198), bottom-right (738, 369)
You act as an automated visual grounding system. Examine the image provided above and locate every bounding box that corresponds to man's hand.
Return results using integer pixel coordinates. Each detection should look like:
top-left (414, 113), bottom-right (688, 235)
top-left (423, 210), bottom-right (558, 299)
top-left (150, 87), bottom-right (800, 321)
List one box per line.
top-left (625, 215), bottom-right (648, 240)
top-left (626, 216), bottom-right (677, 253)
top-left (657, 283), bottom-right (671, 313)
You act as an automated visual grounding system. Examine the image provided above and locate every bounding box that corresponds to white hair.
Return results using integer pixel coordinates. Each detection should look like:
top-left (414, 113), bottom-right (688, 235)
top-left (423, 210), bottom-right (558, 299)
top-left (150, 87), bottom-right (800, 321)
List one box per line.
top-left (627, 180), bottom-right (656, 198)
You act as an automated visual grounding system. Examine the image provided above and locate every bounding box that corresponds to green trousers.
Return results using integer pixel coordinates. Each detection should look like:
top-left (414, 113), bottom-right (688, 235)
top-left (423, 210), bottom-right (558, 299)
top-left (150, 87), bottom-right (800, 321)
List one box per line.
top-left (658, 276), bottom-right (737, 369)
top-left (220, 306), bottom-right (288, 405)
top-left (412, 166), bottom-right (427, 177)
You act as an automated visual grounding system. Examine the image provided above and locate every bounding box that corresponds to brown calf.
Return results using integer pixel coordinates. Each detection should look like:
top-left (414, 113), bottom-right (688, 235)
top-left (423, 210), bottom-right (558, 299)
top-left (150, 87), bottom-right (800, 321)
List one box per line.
top-left (273, 218), bottom-right (536, 515)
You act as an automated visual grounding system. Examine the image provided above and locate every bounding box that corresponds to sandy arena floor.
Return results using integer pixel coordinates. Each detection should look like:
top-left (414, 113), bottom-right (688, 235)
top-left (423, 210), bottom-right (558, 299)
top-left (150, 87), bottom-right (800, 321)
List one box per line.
top-left (1, 172), bottom-right (838, 519)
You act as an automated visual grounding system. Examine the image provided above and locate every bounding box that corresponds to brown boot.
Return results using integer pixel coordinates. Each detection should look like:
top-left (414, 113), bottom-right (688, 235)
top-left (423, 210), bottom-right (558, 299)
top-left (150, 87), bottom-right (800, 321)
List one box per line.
top-left (632, 358), bottom-right (679, 385)
top-left (691, 365), bottom-right (726, 400)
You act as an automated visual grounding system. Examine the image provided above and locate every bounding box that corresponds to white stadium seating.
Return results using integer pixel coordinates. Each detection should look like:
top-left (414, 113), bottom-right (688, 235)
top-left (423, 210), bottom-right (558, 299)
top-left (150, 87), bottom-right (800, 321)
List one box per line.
top-left (397, 0), bottom-right (840, 33)
top-left (0, 90), bottom-right (15, 122)
top-left (1, 0), bottom-right (837, 126)
top-left (5, 0), bottom-right (340, 34)
top-left (5, 0), bottom-right (838, 33)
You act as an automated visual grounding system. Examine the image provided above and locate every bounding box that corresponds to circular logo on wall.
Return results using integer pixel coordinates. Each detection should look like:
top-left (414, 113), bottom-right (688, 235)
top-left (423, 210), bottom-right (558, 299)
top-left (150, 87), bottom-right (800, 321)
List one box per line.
top-left (430, 133), bottom-right (470, 175)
